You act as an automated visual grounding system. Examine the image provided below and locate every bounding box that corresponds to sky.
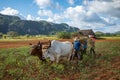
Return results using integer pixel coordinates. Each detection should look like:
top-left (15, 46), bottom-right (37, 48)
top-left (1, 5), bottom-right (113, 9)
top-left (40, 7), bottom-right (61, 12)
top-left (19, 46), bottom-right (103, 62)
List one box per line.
top-left (0, 0), bottom-right (120, 33)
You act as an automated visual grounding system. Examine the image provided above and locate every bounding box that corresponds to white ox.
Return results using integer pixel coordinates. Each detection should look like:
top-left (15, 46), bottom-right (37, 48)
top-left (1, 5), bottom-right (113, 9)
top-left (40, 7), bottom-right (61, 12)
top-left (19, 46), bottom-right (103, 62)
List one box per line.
top-left (43, 40), bottom-right (73, 63)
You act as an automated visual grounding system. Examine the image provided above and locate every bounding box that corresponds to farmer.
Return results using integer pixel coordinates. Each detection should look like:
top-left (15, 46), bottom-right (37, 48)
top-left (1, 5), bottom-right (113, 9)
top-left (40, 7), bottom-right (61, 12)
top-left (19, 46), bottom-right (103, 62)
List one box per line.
top-left (72, 36), bottom-right (83, 60)
top-left (82, 37), bottom-right (88, 55)
top-left (88, 36), bottom-right (96, 57)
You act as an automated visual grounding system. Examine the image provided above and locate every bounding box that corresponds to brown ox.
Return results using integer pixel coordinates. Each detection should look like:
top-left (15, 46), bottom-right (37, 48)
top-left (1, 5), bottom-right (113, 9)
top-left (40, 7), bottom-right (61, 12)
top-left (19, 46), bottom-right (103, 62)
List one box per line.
top-left (30, 41), bottom-right (46, 62)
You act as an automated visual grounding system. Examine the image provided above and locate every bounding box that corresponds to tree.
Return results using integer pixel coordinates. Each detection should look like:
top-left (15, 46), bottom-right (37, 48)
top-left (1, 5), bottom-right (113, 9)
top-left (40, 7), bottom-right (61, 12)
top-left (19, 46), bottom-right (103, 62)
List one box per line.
top-left (0, 33), bottom-right (3, 38)
top-left (56, 31), bottom-right (71, 39)
top-left (105, 33), bottom-right (111, 36)
top-left (25, 34), bottom-right (30, 38)
top-left (95, 31), bottom-right (104, 37)
top-left (7, 31), bottom-right (18, 38)
top-left (71, 32), bottom-right (80, 37)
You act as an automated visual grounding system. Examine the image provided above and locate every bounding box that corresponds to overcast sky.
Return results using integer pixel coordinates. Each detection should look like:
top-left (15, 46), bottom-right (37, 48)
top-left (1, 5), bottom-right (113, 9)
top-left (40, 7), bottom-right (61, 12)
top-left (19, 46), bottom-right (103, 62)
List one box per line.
top-left (0, 0), bottom-right (120, 33)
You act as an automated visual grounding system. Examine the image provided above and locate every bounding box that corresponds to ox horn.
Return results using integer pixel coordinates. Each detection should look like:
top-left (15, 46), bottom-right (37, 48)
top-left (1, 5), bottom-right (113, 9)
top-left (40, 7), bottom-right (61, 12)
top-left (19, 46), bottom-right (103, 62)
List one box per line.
top-left (48, 40), bottom-right (51, 47)
top-left (29, 43), bottom-right (36, 48)
top-left (29, 43), bottom-right (32, 45)
top-left (37, 41), bottom-right (41, 44)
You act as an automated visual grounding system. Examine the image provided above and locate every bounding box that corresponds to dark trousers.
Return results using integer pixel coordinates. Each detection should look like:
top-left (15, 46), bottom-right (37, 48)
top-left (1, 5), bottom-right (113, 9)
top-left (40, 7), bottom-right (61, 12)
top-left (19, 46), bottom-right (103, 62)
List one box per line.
top-left (90, 48), bottom-right (96, 56)
top-left (72, 49), bottom-right (83, 60)
top-left (82, 48), bottom-right (87, 54)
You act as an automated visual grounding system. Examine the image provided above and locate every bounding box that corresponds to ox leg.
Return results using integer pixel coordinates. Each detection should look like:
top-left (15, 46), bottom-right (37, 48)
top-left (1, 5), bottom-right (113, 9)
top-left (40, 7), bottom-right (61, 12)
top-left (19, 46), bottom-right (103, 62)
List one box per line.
top-left (56, 55), bottom-right (60, 63)
top-left (72, 49), bottom-right (75, 60)
top-left (68, 53), bottom-right (72, 61)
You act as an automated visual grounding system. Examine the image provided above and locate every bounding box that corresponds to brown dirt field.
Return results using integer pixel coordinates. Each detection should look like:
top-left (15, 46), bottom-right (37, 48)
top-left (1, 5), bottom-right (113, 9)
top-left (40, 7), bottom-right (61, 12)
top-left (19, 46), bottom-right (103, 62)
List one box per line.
top-left (0, 39), bottom-right (120, 80)
top-left (0, 39), bottom-right (120, 49)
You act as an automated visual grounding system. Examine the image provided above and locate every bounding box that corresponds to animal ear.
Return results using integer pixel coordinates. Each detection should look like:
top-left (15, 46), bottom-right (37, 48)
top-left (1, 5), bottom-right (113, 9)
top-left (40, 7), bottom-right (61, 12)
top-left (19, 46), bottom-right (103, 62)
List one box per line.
top-left (29, 43), bottom-right (36, 48)
top-left (30, 44), bottom-right (36, 48)
top-left (29, 43), bottom-right (32, 45)
top-left (37, 41), bottom-right (42, 49)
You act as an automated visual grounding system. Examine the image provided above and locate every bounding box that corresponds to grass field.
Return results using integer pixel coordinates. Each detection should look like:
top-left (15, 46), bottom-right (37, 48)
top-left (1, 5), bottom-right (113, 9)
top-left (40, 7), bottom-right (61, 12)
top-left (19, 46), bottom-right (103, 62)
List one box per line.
top-left (98, 36), bottom-right (120, 40)
top-left (0, 35), bottom-right (58, 42)
top-left (0, 38), bottom-right (120, 80)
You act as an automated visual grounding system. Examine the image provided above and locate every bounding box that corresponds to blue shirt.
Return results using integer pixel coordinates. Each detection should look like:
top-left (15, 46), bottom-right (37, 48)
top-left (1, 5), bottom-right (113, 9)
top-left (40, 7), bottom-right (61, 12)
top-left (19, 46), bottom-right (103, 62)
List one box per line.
top-left (82, 40), bottom-right (87, 49)
top-left (73, 40), bottom-right (81, 50)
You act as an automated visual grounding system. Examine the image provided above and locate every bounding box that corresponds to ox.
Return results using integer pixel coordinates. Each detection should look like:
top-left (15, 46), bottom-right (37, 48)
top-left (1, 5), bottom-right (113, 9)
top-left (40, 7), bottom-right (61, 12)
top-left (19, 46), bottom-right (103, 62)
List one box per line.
top-left (43, 40), bottom-right (74, 63)
top-left (30, 41), bottom-right (46, 62)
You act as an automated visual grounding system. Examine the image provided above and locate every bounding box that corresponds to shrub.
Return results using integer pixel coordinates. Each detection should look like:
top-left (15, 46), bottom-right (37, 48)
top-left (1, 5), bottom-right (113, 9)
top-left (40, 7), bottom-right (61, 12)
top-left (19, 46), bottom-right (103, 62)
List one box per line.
top-left (7, 31), bottom-right (18, 38)
top-left (0, 33), bottom-right (3, 39)
top-left (56, 31), bottom-right (71, 39)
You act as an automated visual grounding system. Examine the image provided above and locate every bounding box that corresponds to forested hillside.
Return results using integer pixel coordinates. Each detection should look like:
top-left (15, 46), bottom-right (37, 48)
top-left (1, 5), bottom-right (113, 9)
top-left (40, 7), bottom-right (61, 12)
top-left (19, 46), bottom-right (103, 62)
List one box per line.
top-left (0, 14), bottom-right (79, 35)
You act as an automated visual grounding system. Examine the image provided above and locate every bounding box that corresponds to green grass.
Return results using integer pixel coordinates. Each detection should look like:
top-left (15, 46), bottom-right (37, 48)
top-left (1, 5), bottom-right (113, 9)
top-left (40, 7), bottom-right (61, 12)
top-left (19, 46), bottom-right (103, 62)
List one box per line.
top-left (99, 36), bottom-right (120, 40)
top-left (0, 41), bottom-right (120, 80)
top-left (0, 35), bottom-right (58, 42)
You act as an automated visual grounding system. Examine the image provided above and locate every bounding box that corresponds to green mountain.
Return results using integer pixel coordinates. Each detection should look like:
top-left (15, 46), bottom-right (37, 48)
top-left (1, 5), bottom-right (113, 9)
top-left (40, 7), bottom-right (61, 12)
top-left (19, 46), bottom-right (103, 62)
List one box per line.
top-left (115, 31), bottom-right (120, 35)
top-left (0, 14), bottom-right (79, 35)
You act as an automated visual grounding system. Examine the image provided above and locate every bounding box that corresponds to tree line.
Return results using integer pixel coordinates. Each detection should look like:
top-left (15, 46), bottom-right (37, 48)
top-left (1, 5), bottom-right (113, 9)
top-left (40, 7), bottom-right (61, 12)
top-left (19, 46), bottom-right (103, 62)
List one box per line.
top-left (95, 31), bottom-right (120, 37)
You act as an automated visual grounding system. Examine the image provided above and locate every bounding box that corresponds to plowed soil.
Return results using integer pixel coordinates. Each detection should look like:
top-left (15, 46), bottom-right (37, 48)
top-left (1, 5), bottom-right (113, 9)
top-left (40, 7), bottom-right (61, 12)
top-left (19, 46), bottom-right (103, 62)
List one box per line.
top-left (0, 39), bottom-right (120, 49)
top-left (0, 39), bottom-right (120, 80)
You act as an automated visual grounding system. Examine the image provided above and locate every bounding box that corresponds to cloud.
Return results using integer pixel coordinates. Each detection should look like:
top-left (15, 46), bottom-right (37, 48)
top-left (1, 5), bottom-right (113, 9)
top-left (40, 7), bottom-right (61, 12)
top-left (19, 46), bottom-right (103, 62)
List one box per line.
top-left (98, 24), bottom-right (120, 33)
top-left (34, 0), bottom-right (51, 8)
top-left (83, 11), bottom-right (112, 26)
top-left (89, 0), bottom-right (120, 18)
top-left (26, 14), bottom-right (35, 20)
top-left (0, 7), bottom-right (19, 15)
top-left (61, 0), bottom-right (120, 33)
top-left (27, 0), bottom-right (120, 33)
top-left (34, 0), bottom-right (63, 11)
top-left (47, 18), bottom-right (54, 22)
top-left (54, 2), bottom-right (63, 10)
top-left (52, 14), bottom-right (63, 23)
top-left (26, 14), bottom-right (42, 21)
top-left (37, 9), bottom-right (63, 23)
top-left (64, 6), bottom-right (85, 20)
top-left (68, 0), bottom-right (74, 5)
top-left (64, 5), bottom-right (107, 24)
top-left (38, 9), bottom-right (53, 17)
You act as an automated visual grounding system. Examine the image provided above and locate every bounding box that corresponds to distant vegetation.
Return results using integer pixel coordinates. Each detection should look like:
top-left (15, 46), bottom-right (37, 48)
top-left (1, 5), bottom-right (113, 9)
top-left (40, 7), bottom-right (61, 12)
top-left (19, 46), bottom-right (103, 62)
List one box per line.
top-left (95, 31), bottom-right (120, 37)
top-left (0, 31), bottom-right (73, 40)
top-left (0, 30), bottom-right (120, 40)
top-left (56, 31), bottom-right (72, 39)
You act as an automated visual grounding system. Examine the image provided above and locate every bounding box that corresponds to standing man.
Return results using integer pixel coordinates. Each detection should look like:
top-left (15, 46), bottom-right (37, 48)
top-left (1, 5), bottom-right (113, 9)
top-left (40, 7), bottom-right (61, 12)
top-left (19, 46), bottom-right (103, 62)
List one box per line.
top-left (82, 38), bottom-right (88, 55)
top-left (88, 36), bottom-right (96, 57)
top-left (72, 36), bottom-right (83, 60)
